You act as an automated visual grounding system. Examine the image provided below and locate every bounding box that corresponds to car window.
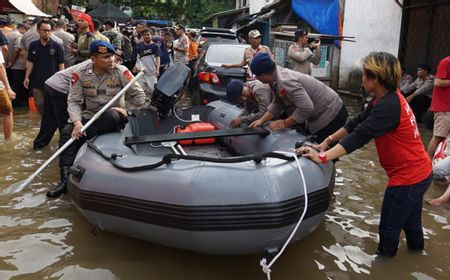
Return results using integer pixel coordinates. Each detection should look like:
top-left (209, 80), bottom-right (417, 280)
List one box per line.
top-left (203, 36), bottom-right (237, 42)
top-left (206, 45), bottom-right (248, 65)
top-left (198, 34), bottom-right (238, 45)
top-left (200, 33), bottom-right (236, 39)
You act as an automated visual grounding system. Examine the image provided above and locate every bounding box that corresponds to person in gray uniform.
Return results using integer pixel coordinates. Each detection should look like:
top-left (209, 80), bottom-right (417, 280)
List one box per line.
top-left (32, 60), bottom-right (91, 149)
top-left (287, 29), bottom-right (321, 75)
top-left (249, 53), bottom-right (348, 143)
top-left (53, 19), bottom-right (75, 67)
top-left (46, 41), bottom-right (145, 198)
top-left (401, 64), bottom-right (434, 122)
top-left (225, 79), bottom-right (273, 128)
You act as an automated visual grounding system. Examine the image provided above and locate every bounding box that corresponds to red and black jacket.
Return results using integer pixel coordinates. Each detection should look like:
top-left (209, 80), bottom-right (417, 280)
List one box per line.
top-left (340, 90), bottom-right (431, 187)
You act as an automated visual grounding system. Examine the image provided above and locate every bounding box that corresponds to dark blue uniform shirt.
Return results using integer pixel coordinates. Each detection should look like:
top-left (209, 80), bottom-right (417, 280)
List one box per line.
top-left (0, 30), bottom-right (7, 46)
top-left (28, 39), bottom-right (64, 89)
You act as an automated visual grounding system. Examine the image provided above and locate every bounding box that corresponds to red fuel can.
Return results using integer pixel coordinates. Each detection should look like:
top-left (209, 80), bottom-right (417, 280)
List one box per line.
top-left (176, 123), bottom-right (216, 145)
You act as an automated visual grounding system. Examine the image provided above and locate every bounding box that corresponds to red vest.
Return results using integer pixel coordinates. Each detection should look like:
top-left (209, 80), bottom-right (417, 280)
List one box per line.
top-left (374, 90), bottom-right (432, 186)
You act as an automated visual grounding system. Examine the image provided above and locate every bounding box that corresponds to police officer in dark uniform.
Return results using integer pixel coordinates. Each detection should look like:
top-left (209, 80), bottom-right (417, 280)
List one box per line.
top-left (226, 79), bottom-right (273, 128)
top-left (47, 41), bottom-right (145, 198)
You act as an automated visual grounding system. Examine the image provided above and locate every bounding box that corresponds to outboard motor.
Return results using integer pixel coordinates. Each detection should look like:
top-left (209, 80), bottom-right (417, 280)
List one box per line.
top-left (152, 62), bottom-right (191, 118)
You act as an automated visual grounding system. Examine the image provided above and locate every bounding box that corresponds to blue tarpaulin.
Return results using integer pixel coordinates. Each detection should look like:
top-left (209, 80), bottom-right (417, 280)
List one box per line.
top-left (140, 20), bottom-right (170, 26)
top-left (291, 0), bottom-right (339, 36)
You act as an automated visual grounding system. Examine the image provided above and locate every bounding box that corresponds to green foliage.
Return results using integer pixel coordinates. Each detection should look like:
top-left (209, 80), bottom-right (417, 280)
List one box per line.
top-left (104, 0), bottom-right (233, 27)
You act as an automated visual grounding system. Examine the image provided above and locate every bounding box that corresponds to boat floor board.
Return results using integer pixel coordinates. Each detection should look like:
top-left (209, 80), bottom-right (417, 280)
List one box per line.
top-left (125, 127), bottom-right (270, 146)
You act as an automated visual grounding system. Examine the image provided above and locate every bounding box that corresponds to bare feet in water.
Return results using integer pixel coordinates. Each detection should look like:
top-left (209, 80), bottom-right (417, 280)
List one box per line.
top-left (426, 197), bottom-right (447, 206)
top-left (426, 183), bottom-right (450, 206)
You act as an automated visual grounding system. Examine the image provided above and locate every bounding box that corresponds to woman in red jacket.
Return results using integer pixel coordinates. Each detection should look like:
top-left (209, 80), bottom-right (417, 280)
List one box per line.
top-left (297, 51), bottom-right (432, 257)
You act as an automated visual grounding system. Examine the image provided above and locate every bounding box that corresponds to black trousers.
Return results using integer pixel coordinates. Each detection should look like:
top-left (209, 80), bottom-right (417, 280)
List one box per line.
top-left (314, 104), bottom-right (349, 143)
top-left (409, 95), bottom-right (431, 123)
top-left (7, 69), bottom-right (27, 107)
top-left (59, 109), bottom-right (128, 167)
top-left (33, 85), bottom-right (69, 147)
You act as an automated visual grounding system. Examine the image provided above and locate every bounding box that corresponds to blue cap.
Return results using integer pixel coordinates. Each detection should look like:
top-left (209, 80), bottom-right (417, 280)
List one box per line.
top-left (250, 53), bottom-right (275, 76)
top-left (90, 40), bottom-right (116, 55)
top-left (226, 80), bottom-right (244, 101)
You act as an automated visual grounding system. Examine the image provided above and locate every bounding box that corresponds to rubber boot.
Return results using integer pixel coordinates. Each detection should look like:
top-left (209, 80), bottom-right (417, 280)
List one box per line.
top-left (46, 166), bottom-right (71, 198)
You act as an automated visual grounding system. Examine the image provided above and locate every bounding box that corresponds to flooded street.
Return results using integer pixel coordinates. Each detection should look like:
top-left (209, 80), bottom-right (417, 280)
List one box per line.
top-left (0, 95), bottom-right (449, 280)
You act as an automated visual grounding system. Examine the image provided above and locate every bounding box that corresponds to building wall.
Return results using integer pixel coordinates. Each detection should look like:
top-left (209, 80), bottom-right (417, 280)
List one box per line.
top-left (236, 0), bottom-right (249, 9)
top-left (249, 0), bottom-right (274, 14)
top-left (338, 0), bottom-right (402, 91)
top-left (32, 0), bottom-right (60, 15)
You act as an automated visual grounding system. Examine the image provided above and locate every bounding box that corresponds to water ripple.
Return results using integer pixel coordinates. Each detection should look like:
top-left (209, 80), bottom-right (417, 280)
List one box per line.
top-left (410, 272), bottom-right (437, 280)
top-left (322, 244), bottom-right (375, 274)
top-left (49, 265), bottom-right (119, 280)
top-left (428, 213), bottom-right (448, 224)
top-left (12, 193), bottom-right (47, 209)
top-left (39, 219), bottom-right (72, 229)
top-left (0, 231), bottom-right (73, 279)
top-left (0, 216), bottom-right (34, 228)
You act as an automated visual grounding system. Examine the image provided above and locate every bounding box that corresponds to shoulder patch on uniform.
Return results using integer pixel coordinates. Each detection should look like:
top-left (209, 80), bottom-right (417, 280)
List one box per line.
top-left (71, 73), bottom-right (80, 85)
top-left (123, 69), bottom-right (133, 81)
top-left (279, 88), bottom-right (288, 97)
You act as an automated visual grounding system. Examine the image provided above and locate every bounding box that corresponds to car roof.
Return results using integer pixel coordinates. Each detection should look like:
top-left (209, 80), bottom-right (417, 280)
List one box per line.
top-left (200, 27), bottom-right (235, 34)
top-left (200, 31), bottom-right (236, 35)
top-left (207, 43), bottom-right (248, 47)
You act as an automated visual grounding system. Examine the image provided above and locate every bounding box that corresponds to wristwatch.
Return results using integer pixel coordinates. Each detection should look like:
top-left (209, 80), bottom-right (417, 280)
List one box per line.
top-left (318, 152), bottom-right (327, 164)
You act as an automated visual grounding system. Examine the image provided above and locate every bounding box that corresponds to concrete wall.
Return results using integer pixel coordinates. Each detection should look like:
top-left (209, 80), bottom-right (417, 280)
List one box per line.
top-left (339, 0), bottom-right (402, 91)
top-left (249, 0), bottom-right (275, 14)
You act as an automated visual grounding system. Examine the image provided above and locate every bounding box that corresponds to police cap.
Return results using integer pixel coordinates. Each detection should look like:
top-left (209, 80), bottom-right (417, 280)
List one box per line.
top-left (250, 53), bottom-right (275, 76)
top-left (90, 40), bottom-right (116, 55)
top-left (226, 80), bottom-right (244, 101)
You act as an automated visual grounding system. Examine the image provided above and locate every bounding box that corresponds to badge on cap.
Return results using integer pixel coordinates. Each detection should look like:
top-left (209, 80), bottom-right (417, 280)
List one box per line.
top-left (98, 46), bottom-right (108, 54)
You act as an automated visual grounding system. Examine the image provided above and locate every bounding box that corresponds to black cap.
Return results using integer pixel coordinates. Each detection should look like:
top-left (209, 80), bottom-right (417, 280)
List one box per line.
top-left (294, 29), bottom-right (308, 38)
top-left (418, 64), bottom-right (431, 73)
top-left (104, 19), bottom-right (115, 27)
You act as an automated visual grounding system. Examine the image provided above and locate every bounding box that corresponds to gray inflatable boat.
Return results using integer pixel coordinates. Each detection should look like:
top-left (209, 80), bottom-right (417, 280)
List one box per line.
top-left (67, 100), bottom-right (335, 255)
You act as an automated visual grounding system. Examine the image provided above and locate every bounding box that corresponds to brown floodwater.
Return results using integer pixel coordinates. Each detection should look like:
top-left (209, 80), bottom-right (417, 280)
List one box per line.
top-left (0, 96), bottom-right (449, 280)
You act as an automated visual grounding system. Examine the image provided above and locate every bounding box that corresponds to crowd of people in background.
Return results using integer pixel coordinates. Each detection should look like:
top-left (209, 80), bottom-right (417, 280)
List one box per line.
top-left (0, 13), bottom-right (200, 141)
top-left (0, 13), bottom-right (198, 108)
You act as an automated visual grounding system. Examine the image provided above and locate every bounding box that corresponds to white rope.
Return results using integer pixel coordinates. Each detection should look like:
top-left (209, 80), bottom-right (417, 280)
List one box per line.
top-left (151, 126), bottom-right (177, 148)
top-left (172, 105), bottom-right (197, 123)
top-left (260, 151), bottom-right (309, 280)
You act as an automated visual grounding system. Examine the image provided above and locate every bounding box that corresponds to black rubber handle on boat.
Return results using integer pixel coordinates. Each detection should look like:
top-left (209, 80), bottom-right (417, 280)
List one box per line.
top-left (87, 141), bottom-right (295, 171)
top-left (162, 152), bottom-right (295, 165)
